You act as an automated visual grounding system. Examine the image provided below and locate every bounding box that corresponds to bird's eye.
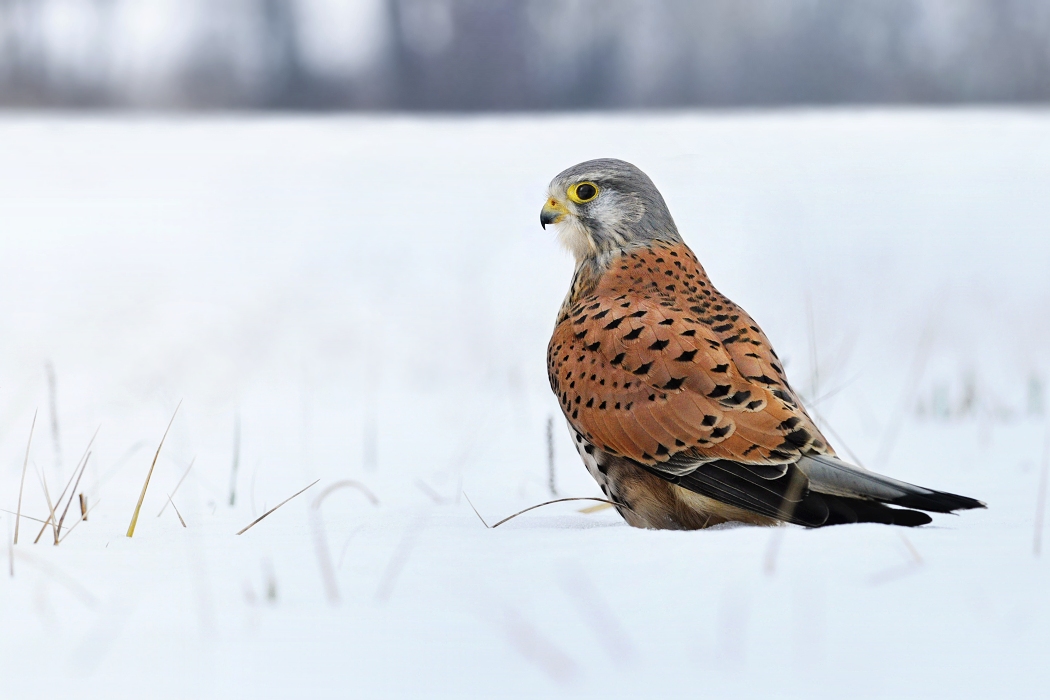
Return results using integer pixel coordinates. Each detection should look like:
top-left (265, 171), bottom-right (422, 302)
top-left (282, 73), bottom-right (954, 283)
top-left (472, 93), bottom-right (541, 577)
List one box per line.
top-left (569, 182), bottom-right (599, 203)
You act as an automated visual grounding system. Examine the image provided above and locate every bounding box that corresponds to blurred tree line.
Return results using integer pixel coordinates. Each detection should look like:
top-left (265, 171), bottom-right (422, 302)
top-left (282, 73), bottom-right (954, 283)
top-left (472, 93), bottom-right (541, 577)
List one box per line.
top-left (0, 0), bottom-right (1048, 109)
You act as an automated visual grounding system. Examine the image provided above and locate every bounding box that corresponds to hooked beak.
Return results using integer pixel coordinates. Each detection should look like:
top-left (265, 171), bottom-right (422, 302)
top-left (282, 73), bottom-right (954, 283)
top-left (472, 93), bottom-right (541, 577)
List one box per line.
top-left (540, 198), bottom-right (569, 229)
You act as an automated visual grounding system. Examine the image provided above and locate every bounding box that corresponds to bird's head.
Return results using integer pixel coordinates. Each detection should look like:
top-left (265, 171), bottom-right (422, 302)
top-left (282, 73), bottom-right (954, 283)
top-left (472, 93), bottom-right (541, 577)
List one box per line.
top-left (541, 158), bottom-right (681, 264)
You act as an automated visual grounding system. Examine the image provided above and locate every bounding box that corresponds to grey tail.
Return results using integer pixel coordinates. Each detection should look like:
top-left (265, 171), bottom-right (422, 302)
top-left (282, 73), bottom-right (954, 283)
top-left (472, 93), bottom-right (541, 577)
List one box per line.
top-left (796, 454), bottom-right (986, 515)
top-left (640, 452), bottom-right (983, 528)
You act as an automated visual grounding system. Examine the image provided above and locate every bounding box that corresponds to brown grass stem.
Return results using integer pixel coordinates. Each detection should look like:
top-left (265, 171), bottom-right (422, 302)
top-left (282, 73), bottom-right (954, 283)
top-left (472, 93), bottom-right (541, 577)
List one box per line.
top-left (462, 492), bottom-right (490, 527)
top-left (13, 410), bottom-right (37, 545)
top-left (310, 479), bottom-right (380, 604)
top-left (0, 508), bottom-right (65, 528)
top-left (478, 497), bottom-right (629, 529)
top-left (578, 502), bottom-right (614, 513)
top-left (65, 428), bottom-right (99, 487)
top-left (166, 494), bottom-right (187, 527)
top-left (127, 401), bottom-right (181, 538)
top-left (236, 479), bottom-right (319, 535)
top-left (34, 469), bottom-right (59, 544)
top-left (58, 499), bottom-right (100, 544)
top-left (33, 430), bottom-right (97, 545)
top-left (157, 457), bottom-right (196, 517)
top-left (55, 450), bottom-right (91, 543)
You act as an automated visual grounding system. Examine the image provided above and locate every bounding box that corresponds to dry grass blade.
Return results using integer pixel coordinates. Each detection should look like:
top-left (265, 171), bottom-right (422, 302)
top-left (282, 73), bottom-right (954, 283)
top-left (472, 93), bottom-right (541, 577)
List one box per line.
top-left (313, 480), bottom-right (379, 507)
top-left (56, 450), bottom-right (91, 543)
top-left (58, 499), bottom-right (100, 544)
top-left (311, 479), bottom-right (380, 605)
top-left (489, 497), bottom-right (628, 528)
top-left (578, 502), bottom-right (614, 514)
top-left (236, 479), bottom-right (319, 535)
top-left (127, 401), bottom-right (181, 538)
top-left (157, 457), bottom-right (196, 517)
top-left (56, 426), bottom-right (99, 504)
top-left (34, 470), bottom-right (59, 544)
top-left (0, 508), bottom-right (64, 528)
top-left (462, 492), bottom-right (490, 528)
top-left (14, 410), bottom-right (37, 545)
top-left (33, 430), bottom-right (97, 545)
top-left (165, 494), bottom-right (187, 528)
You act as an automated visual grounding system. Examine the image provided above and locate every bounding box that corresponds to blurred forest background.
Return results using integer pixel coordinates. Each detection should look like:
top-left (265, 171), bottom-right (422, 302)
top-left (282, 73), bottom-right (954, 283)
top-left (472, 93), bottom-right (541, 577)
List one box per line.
top-left (1, 0), bottom-right (1048, 110)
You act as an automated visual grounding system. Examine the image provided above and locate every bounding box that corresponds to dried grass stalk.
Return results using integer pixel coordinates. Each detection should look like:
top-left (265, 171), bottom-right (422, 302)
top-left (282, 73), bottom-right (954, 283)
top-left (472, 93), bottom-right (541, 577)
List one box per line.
top-left (236, 479), bottom-right (319, 535)
top-left (465, 495), bottom-right (629, 529)
top-left (34, 470), bottom-right (59, 544)
top-left (157, 457), bottom-right (195, 517)
top-left (127, 402), bottom-right (181, 538)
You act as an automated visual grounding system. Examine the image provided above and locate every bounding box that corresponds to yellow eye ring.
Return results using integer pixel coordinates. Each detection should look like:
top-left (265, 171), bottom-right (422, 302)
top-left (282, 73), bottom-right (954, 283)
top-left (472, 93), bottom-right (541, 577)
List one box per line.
top-left (568, 181), bottom-right (599, 204)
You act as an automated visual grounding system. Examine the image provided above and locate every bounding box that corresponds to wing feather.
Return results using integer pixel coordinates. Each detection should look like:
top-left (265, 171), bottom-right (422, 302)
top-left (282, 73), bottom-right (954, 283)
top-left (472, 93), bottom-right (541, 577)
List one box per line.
top-left (548, 241), bottom-right (831, 471)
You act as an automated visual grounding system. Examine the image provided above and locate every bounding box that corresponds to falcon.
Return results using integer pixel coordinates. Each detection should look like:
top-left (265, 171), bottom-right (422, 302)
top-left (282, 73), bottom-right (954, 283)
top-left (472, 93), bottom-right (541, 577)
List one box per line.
top-left (541, 158), bottom-right (984, 529)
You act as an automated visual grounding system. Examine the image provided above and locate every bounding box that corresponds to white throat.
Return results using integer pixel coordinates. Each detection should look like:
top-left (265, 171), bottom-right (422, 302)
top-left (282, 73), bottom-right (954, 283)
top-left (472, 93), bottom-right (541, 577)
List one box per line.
top-left (554, 215), bottom-right (597, 263)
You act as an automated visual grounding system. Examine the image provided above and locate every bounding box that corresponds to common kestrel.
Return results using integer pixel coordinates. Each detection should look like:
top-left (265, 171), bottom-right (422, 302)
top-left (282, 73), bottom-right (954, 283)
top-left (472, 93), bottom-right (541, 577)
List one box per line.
top-left (542, 159), bottom-right (983, 529)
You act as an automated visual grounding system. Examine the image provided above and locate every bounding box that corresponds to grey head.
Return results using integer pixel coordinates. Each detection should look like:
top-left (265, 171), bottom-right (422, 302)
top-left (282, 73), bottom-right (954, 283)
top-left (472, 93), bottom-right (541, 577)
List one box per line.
top-left (540, 158), bottom-right (681, 264)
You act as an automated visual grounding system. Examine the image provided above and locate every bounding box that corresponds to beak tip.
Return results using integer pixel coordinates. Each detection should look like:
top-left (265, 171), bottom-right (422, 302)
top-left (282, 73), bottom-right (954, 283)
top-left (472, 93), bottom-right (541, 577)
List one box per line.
top-left (540, 201), bottom-right (565, 230)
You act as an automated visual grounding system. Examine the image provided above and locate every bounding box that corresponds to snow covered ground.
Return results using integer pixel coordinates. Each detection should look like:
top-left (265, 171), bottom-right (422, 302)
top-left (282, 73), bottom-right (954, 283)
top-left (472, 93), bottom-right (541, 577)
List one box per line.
top-left (1, 110), bottom-right (1048, 698)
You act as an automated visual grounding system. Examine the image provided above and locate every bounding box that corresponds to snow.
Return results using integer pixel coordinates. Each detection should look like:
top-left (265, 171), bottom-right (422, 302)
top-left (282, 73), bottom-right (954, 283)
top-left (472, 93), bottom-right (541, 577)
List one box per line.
top-left (0, 109), bottom-right (1048, 698)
